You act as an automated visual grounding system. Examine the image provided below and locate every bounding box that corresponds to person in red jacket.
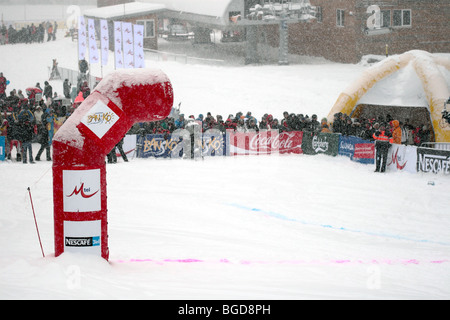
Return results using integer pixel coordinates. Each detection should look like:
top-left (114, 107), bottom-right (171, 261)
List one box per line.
top-left (373, 123), bottom-right (392, 172)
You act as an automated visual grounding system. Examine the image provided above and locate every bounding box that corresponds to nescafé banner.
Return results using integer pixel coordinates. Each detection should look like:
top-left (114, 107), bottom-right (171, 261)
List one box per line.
top-left (338, 135), bottom-right (374, 164)
top-left (302, 132), bottom-right (339, 156)
top-left (416, 147), bottom-right (450, 175)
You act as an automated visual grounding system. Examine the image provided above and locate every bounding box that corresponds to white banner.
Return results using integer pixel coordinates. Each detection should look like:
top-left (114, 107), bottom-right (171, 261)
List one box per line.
top-left (78, 16), bottom-right (87, 61)
top-left (387, 144), bottom-right (418, 174)
top-left (133, 24), bottom-right (145, 68)
top-left (88, 19), bottom-right (99, 64)
top-left (122, 22), bottom-right (134, 68)
top-left (114, 21), bottom-right (123, 69)
top-left (63, 169), bottom-right (101, 212)
top-left (100, 19), bottom-right (109, 66)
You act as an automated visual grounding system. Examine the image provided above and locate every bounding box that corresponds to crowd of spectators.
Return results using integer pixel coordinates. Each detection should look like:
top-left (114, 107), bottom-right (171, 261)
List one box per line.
top-left (0, 72), bottom-right (72, 163)
top-left (0, 68), bottom-right (432, 163)
top-left (128, 110), bottom-right (432, 147)
top-left (0, 21), bottom-right (58, 45)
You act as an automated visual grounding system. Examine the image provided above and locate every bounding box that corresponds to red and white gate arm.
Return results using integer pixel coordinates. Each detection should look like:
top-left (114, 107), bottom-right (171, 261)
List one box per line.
top-left (52, 68), bottom-right (173, 260)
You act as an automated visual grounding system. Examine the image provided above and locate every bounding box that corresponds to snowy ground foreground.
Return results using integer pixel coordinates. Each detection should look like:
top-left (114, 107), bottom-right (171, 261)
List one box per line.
top-left (1, 31), bottom-right (450, 300)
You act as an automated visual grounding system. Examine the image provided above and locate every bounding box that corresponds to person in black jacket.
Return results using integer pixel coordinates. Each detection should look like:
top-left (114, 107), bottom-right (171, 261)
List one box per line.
top-left (17, 118), bottom-right (35, 164)
top-left (331, 112), bottom-right (345, 134)
top-left (43, 81), bottom-right (52, 102)
top-left (5, 112), bottom-right (22, 161)
top-left (35, 112), bottom-right (51, 161)
top-left (372, 124), bottom-right (392, 173)
top-left (63, 79), bottom-right (71, 99)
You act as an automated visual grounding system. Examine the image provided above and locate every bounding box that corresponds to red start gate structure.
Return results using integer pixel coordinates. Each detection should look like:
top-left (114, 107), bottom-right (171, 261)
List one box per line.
top-left (52, 68), bottom-right (173, 260)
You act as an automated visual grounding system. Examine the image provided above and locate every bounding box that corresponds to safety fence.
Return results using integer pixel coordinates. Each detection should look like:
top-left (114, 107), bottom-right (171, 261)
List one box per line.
top-left (144, 48), bottom-right (225, 65)
top-left (1, 129), bottom-right (449, 174)
top-left (113, 129), bottom-right (450, 175)
top-left (48, 66), bottom-right (102, 90)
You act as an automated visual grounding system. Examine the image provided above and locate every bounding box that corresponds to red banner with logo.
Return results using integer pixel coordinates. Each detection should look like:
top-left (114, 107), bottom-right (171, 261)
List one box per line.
top-left (228, 130), bottom-right (303, 155)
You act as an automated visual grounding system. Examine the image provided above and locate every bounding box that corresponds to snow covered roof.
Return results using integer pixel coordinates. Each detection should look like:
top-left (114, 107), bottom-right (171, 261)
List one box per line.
top-left (357, 60), bottom-right (429, 108)
top-left (84, 2), bottom-right (166, 20)
top-left (83, 0), bottom-right (238, 27)
top-left (140, 0), bottom-right (234, 18)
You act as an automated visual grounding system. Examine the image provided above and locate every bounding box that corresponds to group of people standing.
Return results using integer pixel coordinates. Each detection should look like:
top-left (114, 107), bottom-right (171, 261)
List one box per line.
top-left (0, 72), bottom-right (60, 163)
top-left (132, 109), bottom-right (431, 173)
top-left (0, 21), bottom-right (58, 45)
top-left (1, 100), bottom-right (56, 163)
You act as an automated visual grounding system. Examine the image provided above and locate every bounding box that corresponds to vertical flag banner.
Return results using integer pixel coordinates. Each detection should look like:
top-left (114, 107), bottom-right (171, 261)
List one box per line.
top-left (122, 22), bottom-right (134, 69)
top-left (88, 19), bottom-right (99, 64)
top-left (133, 24), bottom-right (145, 68)
top-left (100, 19), bottom-right (109, 66)
top-left (78, 16), bottom-right (87, 61)
top-left (114, 21), bottom-right (123, 69)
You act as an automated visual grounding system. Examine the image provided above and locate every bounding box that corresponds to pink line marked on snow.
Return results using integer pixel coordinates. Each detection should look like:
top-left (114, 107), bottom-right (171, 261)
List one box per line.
top-left (114, 258), bottom-right (450, 266)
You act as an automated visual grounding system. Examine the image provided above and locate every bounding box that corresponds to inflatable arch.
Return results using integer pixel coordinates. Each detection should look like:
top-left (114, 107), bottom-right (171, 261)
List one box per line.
top-left (52, 69), bottom-right (173, 260)
top-left (328, 50), bottom-right (450, 143)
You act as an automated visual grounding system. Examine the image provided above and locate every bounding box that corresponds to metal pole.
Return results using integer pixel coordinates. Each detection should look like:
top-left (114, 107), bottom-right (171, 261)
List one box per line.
top-left (27, 187), bottom-right (45, 258)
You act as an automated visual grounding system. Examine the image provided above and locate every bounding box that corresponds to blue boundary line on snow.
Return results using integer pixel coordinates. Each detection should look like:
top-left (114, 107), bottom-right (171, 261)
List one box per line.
top-left (226, 203), bottom-right (450, 247)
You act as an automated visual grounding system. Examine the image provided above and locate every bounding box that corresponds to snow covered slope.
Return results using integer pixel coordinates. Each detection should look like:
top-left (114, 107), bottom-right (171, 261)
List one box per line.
top-left (1, 31), bottom-right (449, 300)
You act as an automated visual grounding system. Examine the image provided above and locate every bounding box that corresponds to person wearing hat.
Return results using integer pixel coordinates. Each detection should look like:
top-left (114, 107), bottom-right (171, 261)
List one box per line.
top-left (310, 114), bottom-right (320, 133)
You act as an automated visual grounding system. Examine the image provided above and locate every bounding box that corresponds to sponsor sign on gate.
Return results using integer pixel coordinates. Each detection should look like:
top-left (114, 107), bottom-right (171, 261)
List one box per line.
top-left (63, 169), bottom-right (101, 212)
top-left (64, 220), bottom-right (101, 255)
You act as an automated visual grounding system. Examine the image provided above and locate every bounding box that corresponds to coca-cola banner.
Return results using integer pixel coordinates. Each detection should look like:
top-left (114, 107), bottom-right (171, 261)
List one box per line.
top-left (338, 135), bottom-right (374, 164)
top-left (302, 132), bottom-right (339, 156)
top-left (279, 131), bottom-right (303, 154)
top-left (416, 147), bottom-right (450, 174)
top-left (227, 130), bottom-right (303, 156)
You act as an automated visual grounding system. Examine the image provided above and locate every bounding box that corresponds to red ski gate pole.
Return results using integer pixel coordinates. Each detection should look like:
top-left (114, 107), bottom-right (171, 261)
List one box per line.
top-left (27, 187), bottom-right (45, 258)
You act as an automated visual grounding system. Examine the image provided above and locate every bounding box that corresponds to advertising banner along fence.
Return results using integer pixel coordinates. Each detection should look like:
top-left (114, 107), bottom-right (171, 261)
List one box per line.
top-left (129, 129), bottom-right (449, 175)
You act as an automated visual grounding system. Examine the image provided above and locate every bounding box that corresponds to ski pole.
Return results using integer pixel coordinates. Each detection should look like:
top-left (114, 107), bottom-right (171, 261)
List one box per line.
top-left (27, 187), bottom-right (45, 258)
